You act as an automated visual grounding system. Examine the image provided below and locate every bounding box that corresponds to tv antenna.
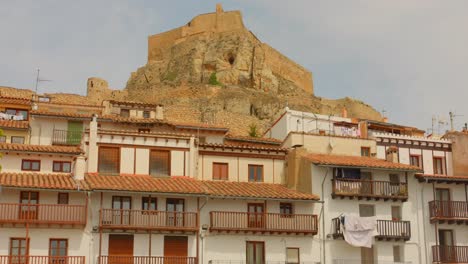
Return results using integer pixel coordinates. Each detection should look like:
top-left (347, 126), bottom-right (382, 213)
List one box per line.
top-left (449, 111), bottom-right (463, 131)
top-left (34, 68), bottom-right (52, 94)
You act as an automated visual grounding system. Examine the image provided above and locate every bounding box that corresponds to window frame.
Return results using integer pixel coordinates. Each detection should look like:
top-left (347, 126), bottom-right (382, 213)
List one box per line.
top-left (433, 157), bottom-right (445, 175)
top-left (120, 109), bottom-right (130, 118)
top-left (212, 162), bottom-right (229, 180)
top-left (149, 149), bottom-right (171, 177)
top-left (9, 237), bottom-right (29, 259)
top-left (57, 193), bottom-right (69, 205)
top-left (0, 135), bottom-right (6, 143)
top-left (143, 111), bottom-right (151, 118)
top-left (361, 147), bottom-right (371, 157)
top-left (49, 238), bottom-right (68, 257)
top-left (280, 203), bottom-right (294, 217)
top-left (410, 154), bottom-right (421, 168)
top-left (142, 197), bottom-right (158, 213)
top-left (246, 241), bottom-right (265, 264)
top-left (21, 159), bottom-right (41, 171)
top-left (286, 247), bottom-right (300, 264)
top-left (53, 161), bottom-right (72, 173)
top-left (11, 136), bottom-right (25, 144)
top-left (98, 146), bottom-right (120, 174)
top-left (248, 164), bottom-right (264, 182)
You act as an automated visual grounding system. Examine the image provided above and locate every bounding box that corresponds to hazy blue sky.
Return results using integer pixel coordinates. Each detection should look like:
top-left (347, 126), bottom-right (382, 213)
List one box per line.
top-left (1, 1), bottom-right (468, 132)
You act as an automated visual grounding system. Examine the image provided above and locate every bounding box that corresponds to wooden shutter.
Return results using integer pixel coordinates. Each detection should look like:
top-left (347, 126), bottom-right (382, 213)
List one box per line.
top-left (164, 236), bottom-right (188, 257)
top-left (98, 147), bottom-right (120, 174)
top-left (150, 150), bottom-right (170, 176)
top-left (108, 235), bottom-right (134, 256)
top-left (213, 163), bottom-right (228, 180)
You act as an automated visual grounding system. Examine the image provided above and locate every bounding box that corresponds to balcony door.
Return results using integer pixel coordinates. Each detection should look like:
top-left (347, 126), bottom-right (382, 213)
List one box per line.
top-left (108, 235), bottom-right (133, 264)
top-left (359, 205), bottom-right (375, 264)
top-left (248, 203), bottom-right (265, 228)
top-left (112, 196), bottom-right (131, 226)
top-left (166, 199), bottom-right (184, 227)
top-left (438, 229), bottom-right (455, 262)
top-left (49, 239), bottom-right (67, 264)
top-left (9, 238), bottom-right (28, 264)
top-left (435, 188), bottom-right (451, 217)
top-left (246, 241), bottom-right (265, 264)
top-left (19, 191), bottom-right (39, 220)
top-left (66, 121), bottom-right (83, 145)
top-left (360, 172), bottom-right (372, 195)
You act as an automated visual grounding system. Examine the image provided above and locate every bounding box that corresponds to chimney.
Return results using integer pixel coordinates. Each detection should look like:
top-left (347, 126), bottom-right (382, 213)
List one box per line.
top-left (383, 117), bottom-right (389, 123)
top-left (73, 155), bottom-right (86, 180)
top-left (342, 107), bottom-right (348, 118)
top-left (87, 115), bottom-right (99, 172)
top-left (156, 105), bottom-right (164, 120)
top-left (386, 146), bottom-right (399, 163)
top-left (216, 3), bottom-right (224, 13)
top-left (358, 121), bottom-right (368, 139)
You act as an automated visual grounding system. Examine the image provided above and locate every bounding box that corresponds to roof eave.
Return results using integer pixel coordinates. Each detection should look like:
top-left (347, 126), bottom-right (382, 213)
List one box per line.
top-left (313, 163), bottom-right (421, 172)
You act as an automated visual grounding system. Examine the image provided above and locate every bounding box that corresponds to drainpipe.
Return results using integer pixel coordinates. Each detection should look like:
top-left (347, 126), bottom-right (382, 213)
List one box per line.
top-left (320, 168), bottom-right (329, 264)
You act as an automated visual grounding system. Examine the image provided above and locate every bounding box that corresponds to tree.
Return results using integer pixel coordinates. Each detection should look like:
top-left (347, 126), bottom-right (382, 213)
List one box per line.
top-left (208, 72), bottom-right (222, 86)
top-left (248, 123), bottom-right (259, 138)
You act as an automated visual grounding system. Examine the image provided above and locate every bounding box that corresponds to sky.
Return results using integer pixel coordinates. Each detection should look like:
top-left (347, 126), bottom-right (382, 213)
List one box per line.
top-left (1, 1), bottom-right (468, 133)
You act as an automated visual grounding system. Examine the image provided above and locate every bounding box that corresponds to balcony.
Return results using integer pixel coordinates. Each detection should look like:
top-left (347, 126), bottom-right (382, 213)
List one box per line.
top-left (99, 256), bottom-right (197, 264)
top-left (429, 200), bottom-right (468, 224)
top-left (0, 203), bottom-right (87, 227)
top-left (0, 256), bottom-right (85, 264)
top-left (332, 218), bottom-right (411, 241)
top-left (333, 260), bottom-right (411, 264)
top-left (332, 178), bottom-right (408, 201)
top-left (99, 209), bottom-right (198, 232)
top-left (432, 245), bottom-right (468, 263)
top-left (209, 211), bottom-right (318, 235)
top-left (52, 129), bottom-right (82, 146)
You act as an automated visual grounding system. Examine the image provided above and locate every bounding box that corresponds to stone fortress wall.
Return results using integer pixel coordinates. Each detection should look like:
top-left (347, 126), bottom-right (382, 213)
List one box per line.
top-left (147, 4), bottom-right (313, 94)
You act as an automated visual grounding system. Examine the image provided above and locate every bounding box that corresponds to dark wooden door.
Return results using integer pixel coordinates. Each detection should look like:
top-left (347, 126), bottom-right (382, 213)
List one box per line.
top-left (248, 203), bottom-right (264, 228)
top-left (164, 236), bottom-right (188, 264)
top-left (108, 235), bottom-right (134, 264)
top-left (438, 230), bottom-right (455, 262)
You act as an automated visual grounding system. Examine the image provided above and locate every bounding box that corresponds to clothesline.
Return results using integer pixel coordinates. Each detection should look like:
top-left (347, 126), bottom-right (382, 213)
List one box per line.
top-left (0, 112), bottom-right (25, 121)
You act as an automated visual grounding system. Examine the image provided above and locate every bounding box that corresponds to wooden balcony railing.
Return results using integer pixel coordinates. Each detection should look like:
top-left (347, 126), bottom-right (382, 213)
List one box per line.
top-left (210, 211), bottom-right (318, 234)
top-left (0, 256), bottom-right (85, 264)
top-left (0, 203), bottom-right (87, 226)
top-left (99, 209), bottom-right (198, 232)
top-left (332, 178), bottom-right (408, 201)
top-left (331, 217), bottom-right (411, 241)
top-left (429, 200), bottom-right (468, 224)
top-left (432, 245), bottom-right (468, 263)
top-left (52, 129), bottom-right (82, 146)
top-left (99, 256), bottom-right (197, 264)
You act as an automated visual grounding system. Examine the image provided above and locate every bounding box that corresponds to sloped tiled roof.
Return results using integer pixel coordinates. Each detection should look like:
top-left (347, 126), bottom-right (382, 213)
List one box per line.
top-left (199, 143), bottom-right (288, 152)
top-left (0, 120), bottom-right (29, 130)
top-left (30, 110), bottom-right (94, 119)
top-left (85, 174), bottom-right (206, 194)
top-left (305, 153), bottom-right (422, 172)
top-left (0, 143), bottom-right (82, 155)
top-left (225, 135), bottom-right (283, 145)
top-left (0, 172), bottom-right (87, 190)
top-left (0, 96), bottom-right (31, 105)
top-left (202, 180), bottom-right (319, 200)
top-left (415, 173), bottom-right (468, 183)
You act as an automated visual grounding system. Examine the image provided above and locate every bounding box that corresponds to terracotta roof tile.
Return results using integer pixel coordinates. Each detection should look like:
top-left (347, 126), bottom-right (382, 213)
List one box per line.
top-left (0, 120), bottom-right (29, 129)
top-left (305, 153), bottom-right (422, 171)
top-left (225, 135), bottom-right (282, 144)
top-left (172, 121), bottom-right (229, 131)
top-left (85, 174), bottom-right (205, 194)
top-left (107, 100), bottom-right (160, 108)
top-left (0, 96), bottom-right (31, 105)
top-left (0, 172), bottom-right (87, 190)
top-left (84, 174), bottom-right (318, 200)
top-left (30, 110), bottom-right (93, 119)
top-left (202, 180), bottom-right (319, 200)
top-left (100, 115), bottom-right (169, 124)
top-left (415, 173), bottom-right (468, 182)
top-left (0, 143), bottom-right (82, 155)
top-left (199, 143), bottom-right (288, 152)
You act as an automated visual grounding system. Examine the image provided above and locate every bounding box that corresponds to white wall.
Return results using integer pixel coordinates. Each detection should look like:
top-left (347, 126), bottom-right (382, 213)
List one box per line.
top-left (0, 153), bottom-right (74, 173)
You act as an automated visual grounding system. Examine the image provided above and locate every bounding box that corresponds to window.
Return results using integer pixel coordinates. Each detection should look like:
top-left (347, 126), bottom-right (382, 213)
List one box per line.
top-left (11, 136), bottom-right (25, 144)
top-left (393, 245), bottom-right (403, 262)
top-left (149, 150), bottom-right (170, 176)
top-left (53, 161), bottom-right (71, 173)
top-left (286, 248), bottom-right (299, 264)
top-left (98, 147), bottom-right (120, 174)
top-left (361, 147), bottom-right (371, 157)
top-left (213, 162), bottom-right (228, 180)
top-left (0, 136), bottom-right (6, 143)
top-left (21, 160), bottom-right (40, 171)
top-left (49, 239), bottom-right (67, 258)
top-left (248, 165), bottom-right (263, 182)
top-left (435, 188), bottom-right (450, 201)
top-left (142, 197), bottom-right (157, 211)
top-left (410, 155), bottom-right (421, 168)
top-left (391, 206), bottom-right (402, 221)
top-left (57, 193), bottom-right (69, 205)
top-left (120, 109), bottom-right (130, 118)
top-left (6, 108), bottom-right (28, 120)
top-left (38, 96), bottom-right (50, 102)
top-left (9, 238), bottom-right (28, 264)
top-left (389, 174), bottom-right (400, 185)
top-left (433, 157), bottom-right (445, 175)
top-left (334, 168), bottom-right (361, 179)
top-left (167, 198), bottom-right (185, 226)
top-left (19, 192), bottom-right (39, 220)
top-left (246, 241), bottom-right (264, 264)
top-left (143, 111), bottom-right (150, 118)
top-left (280, 203), bottom-right (293, 216)
top-left (359, 204), bottom-right (375, 217)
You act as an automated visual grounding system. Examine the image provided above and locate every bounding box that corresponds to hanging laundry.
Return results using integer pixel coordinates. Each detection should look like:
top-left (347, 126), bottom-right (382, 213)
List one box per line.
top-left (342, 214), bottom-right (378, 248)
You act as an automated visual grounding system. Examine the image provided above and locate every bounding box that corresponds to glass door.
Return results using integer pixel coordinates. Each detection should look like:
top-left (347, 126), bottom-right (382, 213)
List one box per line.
top-left (166, 199), bottom-right (184, 227)
top-left (246, 241), bottom-right (264, 264)
top-left (248, 204), bottom-right (265, 228)
top-left (112, 196), bottom-right (131, 226)
top-left (9, 238), bottom-right (28, 264)
top-left (49, 239), bottom-right (67, 264)
top-left (435, 188), bottom-right (451, 218)
top-left (19, 192), bottom-right (39, 221)
top-left (438, 229), bottom-right (455, 262)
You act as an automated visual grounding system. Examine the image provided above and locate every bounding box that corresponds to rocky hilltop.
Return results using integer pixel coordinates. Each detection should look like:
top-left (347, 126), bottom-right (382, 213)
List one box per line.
top-left (1, 4), bottom-right (382, 136)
